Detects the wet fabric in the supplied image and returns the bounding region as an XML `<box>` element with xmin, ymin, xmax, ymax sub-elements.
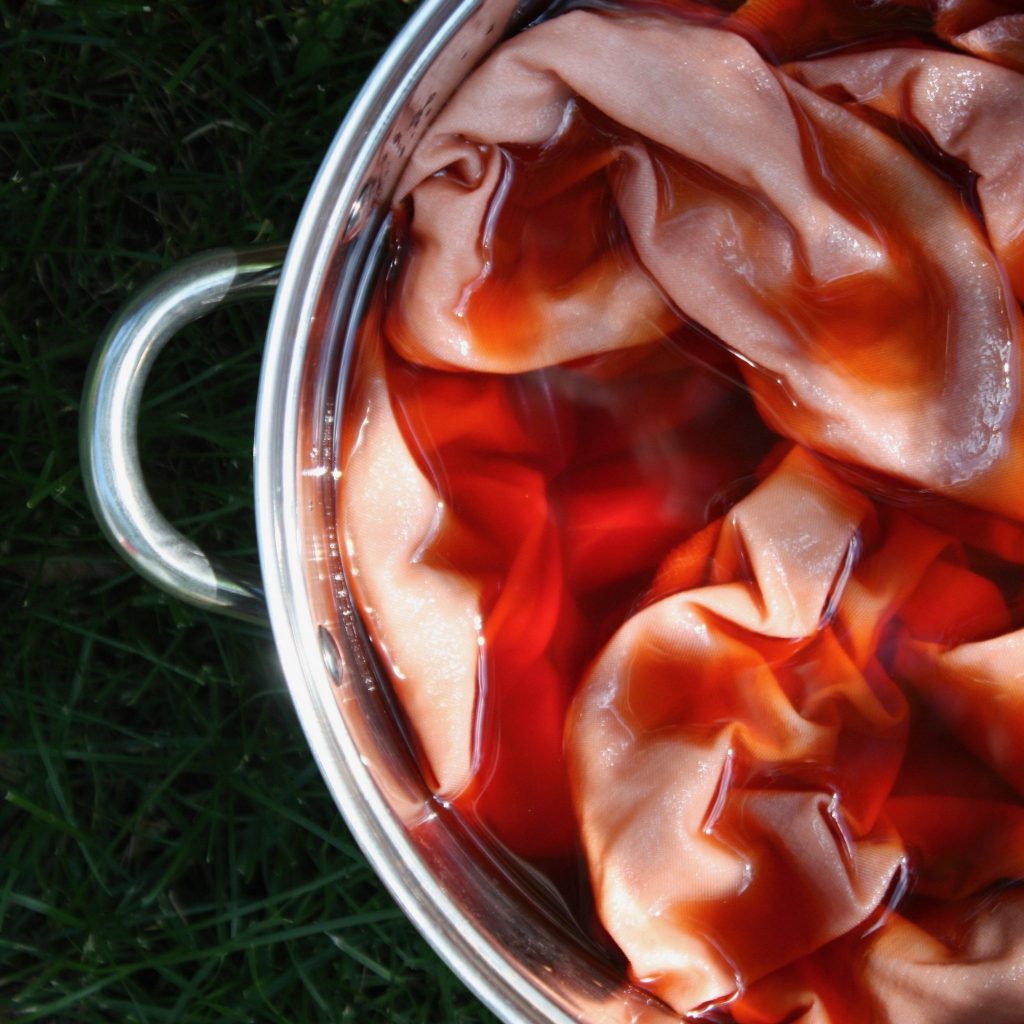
<box><xmin>339</xmin><ymin>2</ymin><xmax>1024</xmax><ymax>1020</ymax></box>
<box><xmin>341</xmin><ymin>330</ymin><xmax>481</xmax><ymax>795</ymax></box>
<box><xmin>390</xmin><ymin>6</ymin><xmax>1024</xmax><ymax>519</ymax></box>
<box><xmin>567</xmin><ymin>447</ymin><xmax>1024</xmax><ymax>1018</ymax></box>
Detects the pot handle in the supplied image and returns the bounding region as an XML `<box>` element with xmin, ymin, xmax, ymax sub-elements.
<box><xmin>80</xmin><ymin>246</ymin><xmax>287</xmax><ymax>624</ymax></box>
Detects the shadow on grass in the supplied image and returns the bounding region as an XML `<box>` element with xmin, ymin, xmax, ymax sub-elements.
<box><xmin>1</xmin><ymin>2</ymin><xmax>498</xmax><ymax>1020</ymax></box>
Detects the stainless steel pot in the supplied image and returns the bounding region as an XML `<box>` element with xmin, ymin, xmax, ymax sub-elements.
<box><xmin>81</xmin><ymin>2</ymin><xmax>679</xmax><ymax>1020</ymax></box>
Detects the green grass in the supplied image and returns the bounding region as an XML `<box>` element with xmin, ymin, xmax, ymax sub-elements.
<box><xmin>0</xmin><ymin>2</ymin><xmax>498</xmax><ymax>1020</ymax></box>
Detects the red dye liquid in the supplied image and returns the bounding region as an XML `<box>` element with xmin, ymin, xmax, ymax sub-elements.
<box><xmin>385</xmin><ymin>104</ymin><xmax>779</xmax><ymax>878</ymax></box>
<box><xmin>384</xmin><ymin>321</ymin><xmax>777</xmax><ymax>865</ymax></box>
<box><xmin>338</xmin><ymin>0</ymin><xmax>1024</xmax><ymax>1016</ymax></box>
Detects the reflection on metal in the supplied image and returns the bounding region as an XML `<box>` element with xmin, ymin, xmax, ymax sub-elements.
<box><xmin>83</xmin><ymin>0</ymin><xmax>680</xmax><ymax>1020</ymax></box>
<box><xmin>81</xmin><ymin>247</ymin><xmax>284</xmax><ymax>623</ymax></box>
<box><xmin>255</xmin><ymin>0</ymin><xmax>677</xmax><ymax>1020</ymax></box>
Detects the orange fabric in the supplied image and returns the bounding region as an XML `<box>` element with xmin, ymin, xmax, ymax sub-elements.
<box><xmin>730</xmin><ymin>892</ymin><xmax>1024</xmax><ymax>1023</ymax></box>
<box><xmin>730</xmin><ymin>0</ymin><xmax>931</xmax><ymax>60</ymax></box>
<box><xmin>345</xmin><ymin>332</ymin><xmax>774</xmax><ymax>857</ymax></box>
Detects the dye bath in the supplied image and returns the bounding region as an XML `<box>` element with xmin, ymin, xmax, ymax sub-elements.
<box><xmin>337</xmin><ymin>1</ymin><xmax>1024</xmax><ymax>1019</ymax></box>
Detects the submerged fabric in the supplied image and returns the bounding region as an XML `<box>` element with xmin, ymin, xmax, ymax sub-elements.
<box><xmin>340</xmin><ymin>331</ymin><xmax>481</xmax><ymax>795</ymax></box>
<box><xmin>341</xmin><ymin>2</ymin><xmax>1024</xmax><ymax>1020</ymax></box>
<box><xmin>567</xmin><ymin>446</ymin><xmax>1024</xmax><ymax>1018</ymax></box>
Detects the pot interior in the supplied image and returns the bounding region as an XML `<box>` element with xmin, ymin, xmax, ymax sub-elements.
<box><xmin>258</xmin><ymin>1</ymin><xmax>679</xmax><ymax>1020</ymax></box>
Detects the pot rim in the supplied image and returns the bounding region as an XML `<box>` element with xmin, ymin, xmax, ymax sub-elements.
<box><xmin>253</xmin><ymin>2</ymin><xmax>587</xmax><ymax>1021</ymax></box>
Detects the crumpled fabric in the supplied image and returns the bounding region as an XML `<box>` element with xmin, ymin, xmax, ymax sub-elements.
<box><xmin>340</xmin><ymin>324</ymin><xmax>481</xmax><ymax>796</ymax></box>
<box><xmin>390</xmin><ymin>5</ymin><xmax>1024</xmax><ymax>519</ymax></box>
<box><xmin>789</xmin><ymin>47</ymin><xmax>1024</xmax><ymax>296</ymax></box>
<box><xmin>730</xmin><ymin>0</ymin><xmax>1024</xmax><ymax>69</ymax></box>
<box><xmin>343</xmin><ymin>323</ymin><xmax>774</xmax><ymax>853</ymax></box>
<box><xmin>340</xmin><ymin>1</ymin><xmax>1024</xmax><ymax>1019</ymax></box>
<box><xmin>567</xmin><ymin>446</ymin><xmax>1024</xmax><ymax>1018</ymax></box>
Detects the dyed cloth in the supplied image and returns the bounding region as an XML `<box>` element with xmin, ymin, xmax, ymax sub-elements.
<box><xmin>341</xmin><ymin>2</ymin><xmax>1024</xmax><ymax>1019</ymax></box>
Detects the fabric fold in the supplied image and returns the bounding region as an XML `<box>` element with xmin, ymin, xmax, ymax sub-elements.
<box><xmin>567</xmin><ymin>450</ymin><xmax>910</xmax><ymax>1011</ymax></box>
<box><xmin>341</xmin><ymin>330</ymin><xmax>482</xmax><ymax>797</ymax></box>
<box><xmin>390</xmin><ymin>8</ymin><xmax>1024</xmax><ymax>517</ymax></box>
<box><xmin>567</xmin><ymin>446</ymin><xmax>1024</xmax><ymax>1017</ymax></box>
<box><xmin>340</xmin><ymin>5</ymin><xmax>1024</xmax><ymax>1019</ymax></box>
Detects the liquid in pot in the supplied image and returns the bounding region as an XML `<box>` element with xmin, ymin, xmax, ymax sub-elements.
<box><xmin>336</xmin><ymin>1</ymin><xmax>1024</xmax><ymax>1019</ymax></box>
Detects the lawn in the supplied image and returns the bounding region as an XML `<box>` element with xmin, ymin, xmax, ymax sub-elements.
<box><xmin>1</xmin><ymin>2</ymin><xmax>498</xmax><ymax>1020</ymax></box>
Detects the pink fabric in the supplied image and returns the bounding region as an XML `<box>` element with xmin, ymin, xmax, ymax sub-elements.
<box><xmin>953</xmin><ymin>14</ymin><xmax>1024</xmax><ymax>70</ymax></box>
<box><xmin>567</xmin><ymin>448</ymin><xmax>1024</xmax><ymax>1018</ymax></box>
<box><xmin>340</xmin><ymin>4</ymin><xmax>1024</xmax><ymax>1019</ymax></box>
<box><xmin>390</xmin><ymin>9</ymin><xmax>1024</xmax><ymax>518</ymax></box>
<box><xmin>929</xmin><ymin>1</ymin><xmax>1024</xmax><ymax>70</ymax></box>
<box><xmin>340</xmin><ymin>327</ymin><xmax>482</xmax><ymax>796</ymax></box>
<box><xmin>790</xmin><ymin>48</ymin><xmax>1024</xmax><ymax>296</ymax></box>
<box><xmin>567</xmin><ymin>450</ymin><xmax>906</xmax><ymax>1011</ymax></box>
